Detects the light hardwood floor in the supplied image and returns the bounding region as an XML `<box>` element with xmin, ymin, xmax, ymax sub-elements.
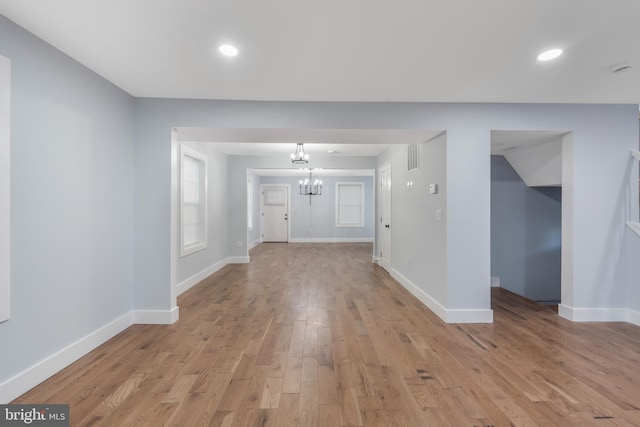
<box><xmin>13</xmin><ymin>243</ymin><xmax>640</xmax><ymax>426</ymax></box>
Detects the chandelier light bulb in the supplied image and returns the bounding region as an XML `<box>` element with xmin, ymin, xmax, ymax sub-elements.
<box><xmin>291</xmin><ymin>143</ymin><xmax>310</xmax><ymax>164</ymax></box>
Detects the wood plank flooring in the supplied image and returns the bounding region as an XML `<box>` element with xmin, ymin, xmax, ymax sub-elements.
<box><xmin>13</xmin><ymin>243</ymin><xmax>640</xmax><ymax>426</ymax></box>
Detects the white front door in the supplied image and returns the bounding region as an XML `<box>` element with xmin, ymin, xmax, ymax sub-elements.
<box><xmin>379</xmin><ymin>164</ymin><xmax>392</xmax><ymax>271</ymax></box>
<box><xmin>262</xmin><ymin>185</ymin><xmax>289</xmax><ymax>242</ymax></box>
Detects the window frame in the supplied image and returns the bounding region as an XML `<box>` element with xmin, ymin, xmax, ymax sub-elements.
<box><xmin>335</xmin><ymin>182</ymin><xmax>365</xmax><ymax>228</ymax></box>
<box><xmin>180</xmin><ymin>145</ymin><xmax>208</xmax><ymax>257</ymax></box>
<box><xmin>247</xmin><ymin>176</ymin><xmax>254</xmax><ymax>231</ymax></box>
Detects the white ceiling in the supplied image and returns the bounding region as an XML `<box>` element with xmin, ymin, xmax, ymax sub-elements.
<box><xmin>491</xmin><ymin>130</ymin><xmax>568</xmax><ymax>155</ymax></box>
<box><xmin>253</xmin><ymin>169</ymin><xmax>375</xmax><ymax>177</ymax></box>
<box><xmin>1</xmin><ymin>1</ymin><xmax>639</xmax><ymax>104</ymax></box>
<box><xmin>197</xmin><ymin>142</ymin><xmax>389</xmax><ymax>157</ymax></box>
<box><xmin>177</xmin><ymin>128</ymin><xmax>443</xmax><ymax>156</ymax></box>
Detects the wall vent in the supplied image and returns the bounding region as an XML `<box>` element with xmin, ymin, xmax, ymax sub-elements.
<box><xmin>408</xmin><ymin>144</ymin><xmax>419</xmax><ymax>171</ymax></box>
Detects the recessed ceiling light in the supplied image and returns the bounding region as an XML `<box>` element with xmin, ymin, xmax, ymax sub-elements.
<box><xmin>219</xmin><ymin>44</ymin><xmax>238</xmax><ymax>57</ymax></box>
<box><xmin>537</xmin><ymin>48</ymin><xmax>563</xmax><ymax>61</ymax></box>
<box><xmin>327</xmin><ymin>150</ymin><xmax>339</xmax><ymax>154</ymax></box>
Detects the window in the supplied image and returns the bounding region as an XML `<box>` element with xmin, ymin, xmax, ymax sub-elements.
<box><xmin>0</xmin><ymin>55</ymin><xmax>9</xmax><ymax>322</ymax></box>
<box><xmin>336</xmin><ymin>182</ymin><xmax>365</xmax><ymax>227</ymax></box>
<box><xmin>180</xmin><ymin>145</ymin><xmax>207</xmax><ymax>256</ymax></box>
<box><xmin>247</xmin><ymin>176</ymin><xmax>253</xmax><ymax>230</ymax></box>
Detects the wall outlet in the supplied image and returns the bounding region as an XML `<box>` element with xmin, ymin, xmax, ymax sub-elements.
<box><xmin>429</xmin><ymin>184</ymin><xmax>438</xmax><ymax>194</ymax></box>
<box><xmin>237</xmin><ymin>240</ymin><xmax>243</xmax><ymax>247</ymax></box>
<box><xmin>435</xmin><ymin>209</ymin><xmax>443</xmax><ymax>221</ymax></box>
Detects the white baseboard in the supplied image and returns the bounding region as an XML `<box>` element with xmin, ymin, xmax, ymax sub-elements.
<box><xmin>248</xmin><ymin>240</ymin><xmax>262</xmax><ymax>250</ymax></box>
<box><xmin>558</xmin><ymin>304</ymin><xmax>628</xmax><ymax>322</ymax></box>
<box><xmin>227</xmin><ymin>256</ymin><xmax>250</xmax><ymax>264</ymax></box>
<box><xmin>390</xmin><ymin>268</ymin><xmax>447</xmax><ymax>321</ymax></box>
<box><xmin>0</xmin><ymin>304</ymin><xmax>183</xmax><ymax>403</ymax></box>
<box><xmin>177</xmin><ymin>258</ymin><xmax>228</xmax><ymax>296</ymax></box>
<box><xmin>446</xmin><ymin>308</ymin><xmax>494</xmax><ymax>324</ymax></box>
<box><xmin>389</xmin><ymin>268</ymin><xmax>493</xmax><ymax>324</ymax></box>
<box><xmin>0</xmin><ymin>312</ymin><xmax>133</xmax><ymax>404</ymax></box>
<box><xmin>628</xmin><ymin>309</ymin><xmax>640</xmax><ymax>326</ymax></box>
<box><xmin>133</xmin><ymin>306</ymin><xmax>179</xmax><ymax>325</ymax></box>
<box><xmin>288</xmin><ymin>237</ymin><xmax>374</xmax><ymax>243</ymax></box>
<box><xmin>491</xmin><ymin>276</ymin><xmax>501</xmax><ymax>287</ymax></box>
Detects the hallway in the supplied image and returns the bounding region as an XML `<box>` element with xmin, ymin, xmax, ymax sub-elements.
<box><xmin>14</xmin><ymin>243</ymin><xmax>640</xmax><ymax>426</ymax></box>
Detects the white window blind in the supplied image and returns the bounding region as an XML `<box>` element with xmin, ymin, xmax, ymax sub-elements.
<box><xmin>336</xmin><ymin>182</ymin><xmax>365</xmax><ymax>227</ymax></box>
<box><xmin>180</xmin><ymin>146</ymin><xmax>207</xmax><ymax>256</ymax></box>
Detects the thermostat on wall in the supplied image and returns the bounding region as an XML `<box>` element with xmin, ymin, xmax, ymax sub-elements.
<box><xmin>429</xmin><ymin>184</ymin><xmax>438</xmax><ymax>194</ymax></box>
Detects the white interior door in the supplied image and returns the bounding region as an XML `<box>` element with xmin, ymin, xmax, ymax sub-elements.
<box><xmin>262</xmin><ymin>185</ymin><xmax>289</xmax><ymax>242</ymax></box>
<box><xmin>379</xmin><ymin>164</ymin><xmax>392</xmax><ymax>271</ymax></box>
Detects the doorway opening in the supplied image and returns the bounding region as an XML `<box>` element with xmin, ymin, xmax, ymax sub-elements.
<box><xmin>248</xmin><ymin>169</ymin><xmax>376</xmax><ymax>256</ymax></box>
<box><xmin>490</xmin><ymin>130</ymin><xmax>569</xmax><ymax>307</ymax></box>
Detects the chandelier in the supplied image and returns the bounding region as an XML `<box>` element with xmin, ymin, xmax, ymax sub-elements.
<box><xmin>290</xmin><ymin>143</ymin><xmax>309</xmax><ymax>164</ymax></box>
<box><xmin>299</xmin><ymin>170</ymin><xmax>322</xmax><ymax>205</ymax></box>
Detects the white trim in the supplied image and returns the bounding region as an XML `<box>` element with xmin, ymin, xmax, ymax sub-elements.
<box><xmin>170</xmin><ymin>129</ymin><xmax>179</xmax><ymax>316</ymax></box>
<box><xmin>0</xmin><ymin>56</ymin><xmax>10</xmax><ymax>323</ymax></box>
<box><xmin>446</xmin><ymin>309</ymin><xmax>494</xmax><ymax>324</ymax></box>
<box><xmin>390</xmin><ymin>268</ymin><xmax>447</xmax><ymax>321</ymax></box>
<box><xmin>558</xmin><ymin>304</ymin><xmax>627</xmax><ymax>322</ymax></box>
<box><xmin>626</xmin><ymin>221</ymin><xmax>640</xmax><ymax>237</ymax></box>
<box><xmin>176</xmin><ymin>258</ymin><xmax>228</xmax><ymax>296</ymax></box>
<box><xmin>390</xmin><ymin>268</ymin><xmax>493</xmax><ymax>324</ymax></box>
<box><xmin>0</xmin><ymin>312</ymin><xmax>133</xmax><ymax>404</ymax></box>
<box><xmin>288</xmin><ymin>237</ymin><xmax>374</xmax><ymax>243</ymax></box>
<box><xmin>247</xmin><ymin>175</ymin><xmax>254</xmax><ymax>231</ymax></box>
<box><xmin>248</xmin><ymin>239</ymin><xmax>262</xmax><ymax>250</ymax></box>
<box><xmin>180</xmin><ymin>144</ymin><xmax>208</xmax><ymax>257</ymax></box>
<box><xmin>491</xmin><ymin>276</ymin><xmax>501</xmax><ymax>288</ymax></box>
<box><xmin>377</xmin><ymin>163</ymin><xmax>392</xmax><ymax>273</ymax></box>
<box><xmin>628</xmin><ymin>309</ymin><xmax>640</xmax><ymax>327</ymax></box>
<box><xmin>133</xmin><ymin>307</ymin><xmax>179</xmax><ymax>325</ymax></box>
<box><xmin>228</xmin><ymin>256</ymin><xmax>250</xmax><ymax>264</ymax></box>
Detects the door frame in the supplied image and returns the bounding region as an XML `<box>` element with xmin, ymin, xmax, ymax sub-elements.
<box><xmin>378</xmin><ymin>163</ymin><xmax>392</xmax><ymax>272</ymax></box>
<box><xmin>260</xmin><ymin>184</ymin><xmax>291</xmax><ymax>243</ymax></box>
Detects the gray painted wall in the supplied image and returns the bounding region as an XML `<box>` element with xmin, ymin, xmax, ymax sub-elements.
<box><xmin>3</xmin><ymin>12</ymin><xmax>640</xmax><ymax>401</ymax></box>
<box><xmin>135</xmin><ymin>99</ymin><xmax>638</xmax><ymax>315</ymax></box>
<box><xmin>377</xmin><ymin>136</ymin><xmax>448</xmax><ymax>306</ymax></box>
<box><xmin>260</xmin><ymin>175</ymin><xmax>374</xmax><ymax>240</ymax></box>
<box><xmin>491</xmin><ymin>155</ymin><xmax>561</xmax><ymax>302</ymax></box>
<box><xmin>226</xmin><ymin>156</ymin><xmax>376</xmax><ymax>258</ymax></box>
<box><xmin>0</xmin><ymin>16</ymin><xmax>134</xmax><ymax>382</ymax></box>
<box><xmin>247</xmin><ymin>169</ymin><xmax>262</xmax><ymax>246</ymax></box>
<box><xmin>622</xmin><ymin>232</ymin><xmax>640</xmax><ymax>314</ymax></box>
<box><xmin>176</xmin><ymin>142</ymin><xmax>228</xmax><ymax>285</ymax></box>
